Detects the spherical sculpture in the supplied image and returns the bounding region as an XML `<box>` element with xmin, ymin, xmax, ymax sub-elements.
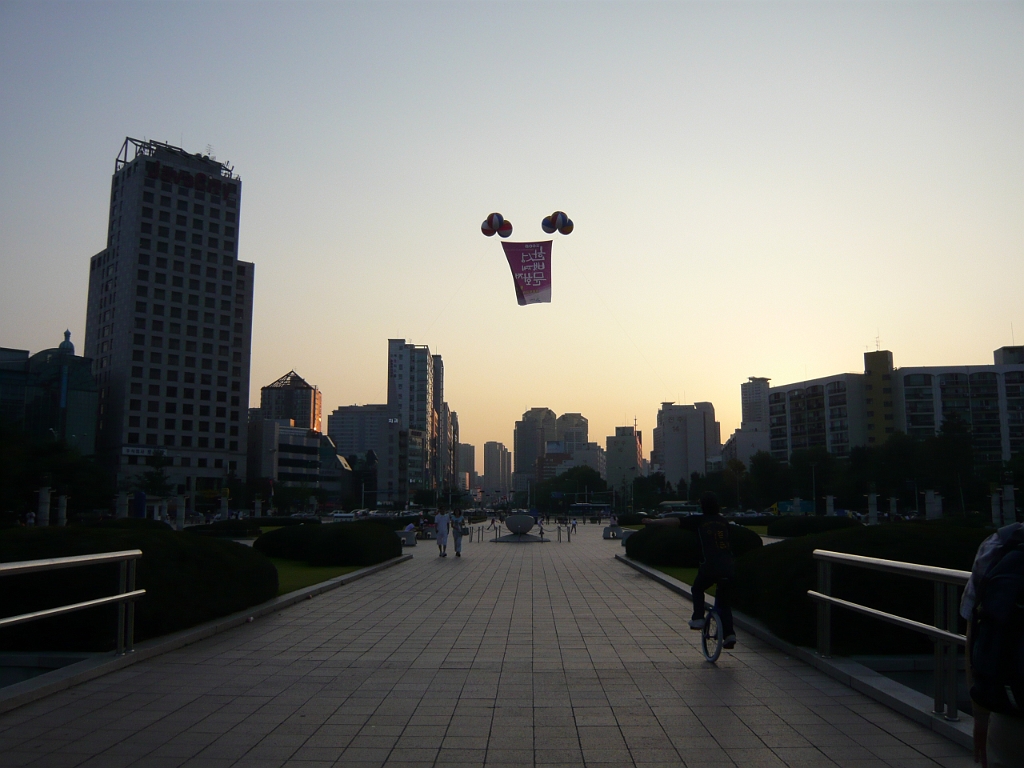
<box><xmin>551</xmin><ymin>211</ymin><xmax>568</xmax><ymax>230</ymax></box>
<box><xmin>505</xmin><ymin>514</ymin><xmax>535</xmax><ymax>535</ymax></box>
<box><xmin>541</xmin><ymin>216</ymin><xmax>556</xmax><ymax>234</ymax></box>
<box><xmin>497</xmin><ymin>219</ymin><xmax>513</xmax><ymax>238</ymax></box>
<box><xmin>481</xmin><ymin>220</ymin><xmax>496</xmax><ymax>236</ymax></box>
<box><xmin>488</xmin><ymin>212</ymin><xmax>505</xmax><ymax>230</ymax></box>
<box><xmin>558</xmin><ymin>218</ymin><xmax>573</xmax><ymax>235</ymax></box>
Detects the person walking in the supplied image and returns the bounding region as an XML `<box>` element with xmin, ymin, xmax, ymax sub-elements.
<box><xmin>434</xmin><ymin>509</ymin><xmax>451</xmax><ymax>557</ymax></box>
<box><xmin>450</xmin><ymin>510</ymin><xmax>466</xmax><ymax>557</ymax></box>
<box><xmin>570</xmin><ymin>518</ymin><xmax>577</xmax><ymax>534</ymax></box>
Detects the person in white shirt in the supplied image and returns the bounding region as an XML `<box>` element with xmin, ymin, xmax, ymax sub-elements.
<box><xmin>434</xmin><ymin>510</ymin><xmax>451</xmax><ymax>557</ymax></box>
<box><xmin>450</xmin><ymin>510</ymin><xmax>465</xmax><ymax>557</ymax></box>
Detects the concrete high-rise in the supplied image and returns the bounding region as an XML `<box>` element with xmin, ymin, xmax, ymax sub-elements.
<box><xmin>483</xmin><ymin>441</ymin><xmax>511</xmax><ymax>499</ymax></box>
<box><xmin>513</xmin><ymin>407</ymin><xmax>556</xmax><ymax>491</ymax></box>
<box><xmin>606</xmin><ymin>426</ymin><xmax>642</xmax><ymax>499</ymax></box>
<box><xmin>556</xmin><ymin>413</ymin><xmax>588</xmax><ymax>454</ymax></box>
<box><xmin>260</xmin><ymin>370</ymin><xmax>322</xmax><ymax>433</ymax></box>
<box><xmin>84</xmin><ymin>138</ymin><xmax>253</xmax><ymax>495</ymax></box>
<box><xmin>651</xmin><ymin>402</ymin><xmax>721</xmax><ymax>489</ymax></box>
<box><xmin>741</xmin><ymin>377</ymin><xmax>771</xmax><ymax>427</ymax></box>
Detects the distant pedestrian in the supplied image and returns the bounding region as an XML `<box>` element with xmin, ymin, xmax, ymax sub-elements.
<box><xmin>570</xmin><ymin>518</ymin><xmax>577</xmax><ymax>534</ymax></box>
<box><xmin>450</xmin><ymin>510</ymin><xmax>465</xmax><ymax>557</ymax></box>
<box><xmin>434</xmin><ymin>510</ymin><xmax>451</xmax><ymax>557</ymax></box>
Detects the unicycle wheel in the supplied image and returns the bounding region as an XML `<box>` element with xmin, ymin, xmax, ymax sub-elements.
<box><xmin>701</xmin><ymin>608</ymin><xmax>723</xmax><ymax>663</ymax></box>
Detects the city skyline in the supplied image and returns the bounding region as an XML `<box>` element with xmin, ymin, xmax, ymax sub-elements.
<box><xmin>2</xmin><ymin>2</ymin><xmax>1021</xmax><ymax>454</ymax></box>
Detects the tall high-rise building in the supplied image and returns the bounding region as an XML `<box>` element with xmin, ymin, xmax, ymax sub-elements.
<box><xmin>513</xmin><ymin>407</ymin><xmax>556</xmax><ymax>490</ymax></box>
<box><xmin>260</xmin><ymin>370</ymin><xmax>322</xmax><ymax>432</ymax></box>
<box><xmin>84</xmin><ymin>138</ymin><xmax>253</xmax><ymax>494</ymax></box>
<box><xmin>387</xmin><ymin>339</ymin><xmax>453</xmax><ymax>494</ymax></box>
<box><xmin>327</xmin><ymin>403</ymin><xmax>392</xmax><ymax>459</ymax></box>
<box><xmin>458</xmin><ymin>443</ymin><xmax>476</xmax><ymax>489</ymax></box>
<box><xmin>741</xmin><ymin>377</ymin><xmax>771</xmax><ymax>427</ymax></box>
<box><xmin>556</xmin><ymin>412</ymin><xmax>588</xmax><ymax>454</ymax></box>
<box><xmin>606</xmin><ymin>426</ymin><xmax>642</xmax><ymax>498</ymax></box>
<box><xmin>483</xmin><ymin>441</ymin><xmax>511</xmax><ymax>498</ymax></box>
<box><xmin>652</xmin><ymin>402</ymin><xmax>721</xmax><ymax>488</ymax></box>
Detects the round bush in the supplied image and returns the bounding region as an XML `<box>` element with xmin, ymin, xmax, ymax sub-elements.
<box><xmin>185</xmin><ymin>519</ymin><xmax>263</xmax><ymax>538</ymax></box>
<box><xmin>733</xmin><ymin>523</ymin><xmax>991</xmax><ymax>655</ymax></box>
<box><xmin>625</xmin><ymin>522</ymin><xmax>763</xmax><ymax>567</ymax></box>
<box><xmin>254</xmin><ymin>521</ymin><xmax>401</xmax><ymax>567</ymax></box>
<box><xmin>766</xmin><ymin>515</ymin><xmax>862</xmax><ymax>537</ymax></box>
<box><xmin>254</xmin><ymin>516</ymin><xmax>321</xmax><ymax>527</ymax></box>
<box><xmin>0</xmin><ymin>526</ymin><xmax>278</xmax><ymax>652</ymax></box>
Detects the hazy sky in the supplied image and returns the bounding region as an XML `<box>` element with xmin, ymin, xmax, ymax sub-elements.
<box><xmin>1</xmin><ymin>1</ymin><xmax>1022</xmax><ymax>460</ymax></box>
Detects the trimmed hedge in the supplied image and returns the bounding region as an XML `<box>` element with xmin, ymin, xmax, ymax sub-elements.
<box><xmin>254</xmin><ymin>521</ymin><xmax>401</xmax><ymax>567</ymax></box>
<box><xmin>766</xmin><ymin>515</ymin><xmax>862</xmax><ymax>537</ymax></box>
<box><xmin>733</xmin><ymin>523</ymin><xmax>991</xmax><ymax>654</ymax></box>
<box><xmin>624</xmin><ymin>522</ymin><xmax>763</xmax><ymax>567</ymax></box>
<box><xmin>185</xmin><ymin>519</ymin><xmax>263</xmax><ymax>538</ymax></box>
<box><xmin>255</xmin><ymin>516</ymin><xmax>321</xmax><ymax>527</ymax></box>
<box><xmin>615</xmin><ymin>513</ymin><xmax>648</xmax><ymax>527</ymax></box>
<box><xmin>0</xmin><ymin>526</ymin><xmax>278</xmax><ymax>652</ymax></box>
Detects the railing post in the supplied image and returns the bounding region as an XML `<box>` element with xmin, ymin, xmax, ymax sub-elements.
<box><xmin>816</xmin><ymin>559</ymin><xmax>831</xmax><ymax>658</ymax></box>
<box><xmin>126</xmin><ymin>558</ymin><xmax>137</xmax><ymax>653</ymax></box>
<box><xmin>945</xmin><ymin>582</ymin><xmax>960</xmax><ymax>721</ymax></box>
<box><xmin>117</xmin><ymin>560</ymin><xmax>127</xmax><ymax>656</ymax></box>
<box><xmin>933</xmin><ymin>582</ymin><xmax>946</xmax><ymax>715</ymax></box>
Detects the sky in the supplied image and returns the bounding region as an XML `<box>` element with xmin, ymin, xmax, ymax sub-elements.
<box><xmin>1</xmin><ymin>1</ymin><xmax>1022</xmax><ymax>462</ymax></box>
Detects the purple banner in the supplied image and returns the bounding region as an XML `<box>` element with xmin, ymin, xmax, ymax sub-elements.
<box><xmin>501</xmin><ymin>240</ymin><xmax>552</xmax><ymax>305</ymax></box>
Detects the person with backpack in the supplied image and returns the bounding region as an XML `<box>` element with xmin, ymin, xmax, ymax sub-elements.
<box><xmin>960</xmin><ymin>522</ymin><xmax>1024</xmax><ymax>767</ymax></box>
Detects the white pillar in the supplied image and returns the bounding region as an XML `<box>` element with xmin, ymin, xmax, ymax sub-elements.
<box><xmin>117</xmin><ymin>491</ymin><xmax>129</xmax><ymax>519</ymax></box>
<box><xmin>37</xmin><ymin>487</ymin><xmax>50</xmax><ymax>527</ymax></box>
<box><xmin>867</xmin><ymin>493</ymin><xmax>878</xmax><ymax>525</ymax></box>
<box><xmin>993</xmin><ymin>493</ymin><xmax>1003</xmax><ymax>526</ymax></box>
<box><xmin>889</xmin><ymin>497</ymin><xmax>898</xmax><ymax>519</ymax></box>
<box><xmin>220</xmin><ymin>495</ymin><xmax>228</xmax><ymax>520</ymax></box>
<box><xmin>925</xmin><ymin>490</ymin><xmax>942</xmax><ymax>520</ymax></box>
<box><xmin>793</xmin><ymin>497</ymin><xmax>802</xmax><ymax>516</ymax></box>
<box><xmin>1003</xmin><ymin>485</ymin><xmax>1016</xmax><ymax>527</ymax></box>
<box><xmin>57</xmin><ymin>495</ymin><xmax>67</xmax><ymax>527</ymax></box>
<box><xmin>176</xmin><ymin>495</ymin><xmax>185</xmax><ymax>531</ymax></box>
<box><xmin>825</xmin><ymin>496</ymin><xmax>835</xmax><ymax>517</ymax></box>
<box><xmin>254</xmin><ymin>499</ymin><xmax>262</xmax><ymax>518</ymax></box>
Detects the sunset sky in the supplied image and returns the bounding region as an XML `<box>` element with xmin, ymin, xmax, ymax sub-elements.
<box><xmin>1</xmin><ymin>1</ymin><xmax>1021</xmax><ymax>460</ymax></box>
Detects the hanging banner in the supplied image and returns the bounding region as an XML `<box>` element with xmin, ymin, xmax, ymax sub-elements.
<box><xmin>501</xmin><ymin>240</ymin><xmax>552</xmax><ymax>305</ymax></box>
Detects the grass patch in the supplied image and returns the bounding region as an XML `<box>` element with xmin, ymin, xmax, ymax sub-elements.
<box><xmin>271</xmin><ymin>558</ymin><xmax>359</xmax><ymax>595</ymax></box>
<box><xmin>744</xmin><ymin>525</ymin><xmax>768</xmax><ymax>536</ymax></box>
<box><xmin>652</xmin><ymin>566</ymin><xmax>718</xmax><ymax>596</ymax></box>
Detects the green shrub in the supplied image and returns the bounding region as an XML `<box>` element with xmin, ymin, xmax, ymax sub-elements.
<box><xmin>615</xmin><ymin>513</ymin><xmax>647</xmax><ymax>526</ymax></box>
<box><xmin>254</xmin><ymin>521</ymin><xmax>401</xmax><ymax>567</ymax></box>
<box><xmin>733</xmin><ymin>523</ymin><xmax>991</xmax><ymax>655</ymax></box>
<box><xmin>88</xmin><ymin>518</ymin><xmax>173</xmax><ymax>531</ymax></box>
<box><xmin>625</xmin><ymin>522</ymin><xmax>762</xmax><ymax>567</ymax></box>
<box><xmin>185</xmin><ymin>519</ymin><xmax>262</xmax><ymax>537</ymax></box>
<box><xmin>254</xmin><ymin>516</ymin><xmax>321</xmax><ymax>527</ymax></box>
<box><xmin>0</xmin><ymin>526</ymin><xmax>278</xmax><ymax>652</ymax></box>
<box><xmin>766</xmin><ymin>515</ymin><xmax>861</xmax><ymax>537</ymax></box>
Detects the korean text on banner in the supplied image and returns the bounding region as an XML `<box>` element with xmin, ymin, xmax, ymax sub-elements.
<box><xmin>501</xmin><ymin>240</ymin><xmax>552</xmax><ymax>306</ymax></box>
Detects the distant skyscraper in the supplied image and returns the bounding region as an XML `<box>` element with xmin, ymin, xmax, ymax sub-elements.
<box><xmin>556</xmin><ymin>412</ymin><xmax>588</xmax><ymax>454</ymax></box>
<box><xmin>387</xmin><ymin>339</ymin><xmax>453</xmax><ymax>494</ymax></box>
<box><xmin>741</xmin><ymin>377</ymin><xmax>771</xmax><ymax>427</ymax></box>
<box><xmin>458</xmin><ymin>443</ymin><xmax>476</xmax><ymax>487</ymax></box>
<box><xmin>327</xmin><ymin>403</ymin><xmax>391</xmax><ymax>459</ymax></box>
<box><xmin>652</xmin><ymin>402</ymin><xmax>721</xmax><ymax>489</ymax></box>
<box><xmin>260</xmin><ymin>370</ymin><xmax>322</xmax><ymax>432</ymax></box>
<box><xmin>84</xmin><ymin>138</ymin><xmax>252</xmax><ymax>493</ymax></box>
<box><xmin>513</xmin><ymin>407</ymin><xmax>556</xmax><ymax>490</ymax></box>
<box><xmin>606</xmin><ymin>426</ymin><xmax>642</xmax><ymax>497</ymax></box>
<box><xmin>483</xmin><ymin>440</ymin><xmax>511</xmax><ymax>498</ymax></box>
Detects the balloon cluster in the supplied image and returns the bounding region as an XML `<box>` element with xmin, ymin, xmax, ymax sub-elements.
<box><xmin>541</xmin><ymin>211</ymin><xmax>574</xmax><ymax>235</ymax></box>
<box><xmin>481</xmin><ymin>212</ymin><xmax>513</xmax><ymax>238</ymax></box>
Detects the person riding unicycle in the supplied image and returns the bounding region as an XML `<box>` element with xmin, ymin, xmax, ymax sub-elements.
<box><xmin>688</xmin><ymin>493</ymin><xmax>736</xmax><ymax>648</ymax></box>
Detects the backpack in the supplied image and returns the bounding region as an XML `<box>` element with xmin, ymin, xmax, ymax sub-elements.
<box><xmin>970</xmin><ymin>523</ymin><xmax>1024</xmax><ymax>716</ymax></box>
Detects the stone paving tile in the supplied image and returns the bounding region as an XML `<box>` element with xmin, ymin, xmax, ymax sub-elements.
<box><xmin>0</xmin><ymin>524</ymin><xmax>976</xmax><ymax>767</ymax></box>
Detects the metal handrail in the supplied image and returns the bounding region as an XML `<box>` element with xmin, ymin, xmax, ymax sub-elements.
<box><xmin>811</xmin><ymin>550</ymin><xmax>970</xmax><ymax>586</ymax></box>
<box><xmin>0</xmin><ymin>549</ymin><xmax>145</xmax><ymax>655</ymax></box>
<box><xmin>808</xmin><ymin>548</ymin><xmax>969</xmax><ymax>722</ymax></box>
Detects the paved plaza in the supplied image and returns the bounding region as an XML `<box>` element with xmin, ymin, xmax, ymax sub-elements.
<box><xmin>0</xmin><ymin>524</ymin><xmax>973</xmax><ymax>768</ymax></box>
